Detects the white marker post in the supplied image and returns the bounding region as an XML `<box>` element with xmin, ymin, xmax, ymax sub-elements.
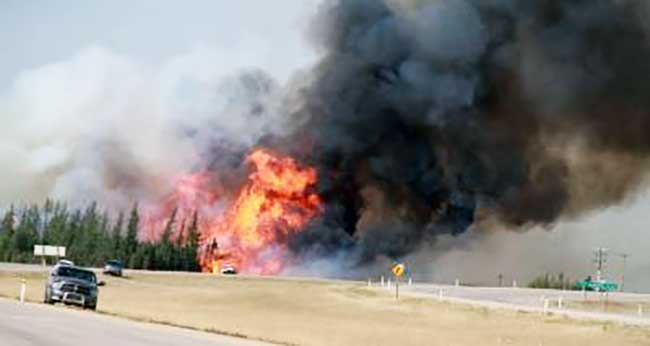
<box><xmin>438</xmin><ymin>288</ymin><xmax>444</xmax><ymax>302</ymax></box>
<box><xmin>19</xmin><ymin>279</ymin><xmax>26</xmax><ymax>304</ymax></box>
<box><xmin>381</xmin><ymin>276</ymin><xmax>385</xmax><ymax>287</ymax></box>
<box><xmin>408</xmin><ymin>276</ymin><xmax>413</xmax><ymax>286</ymax></box>
<box><xmin>543</xmin><ymin>299</ymin><xmax>550</xmax><ymax>316</ymax></box>
<box><xmin>455</xmin><ymin>279</ymin><xmax>460</xmax><ymax>287</ymax></box>
<box><xmin>512</xmin><ymin>280</ymin><xmax>517</xmax><ymax>288</ymax></box>
<box><xmin>368</xmin><ymin>278</ymin><xmax>372</xmax><ymax>287</ymax></box>
<box><xmin>638</xmin><ymin>305</ymin><xmax>644</xmax><ymax>317</ymax></box>
<box><xmin>558</xmin><ymin>296</ymin><xmax>563</xmax><ymax>309</ymax></box>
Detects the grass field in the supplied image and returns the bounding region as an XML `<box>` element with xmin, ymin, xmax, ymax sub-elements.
<box><xmin>570</xmin><ymin>300</ymin><xmax>650</xmax><ymax>315</ymax></box>
<box><xmin>0</xmin><ymin>270</ymin><xmax>648</xmax><ymax>346</ymax></box>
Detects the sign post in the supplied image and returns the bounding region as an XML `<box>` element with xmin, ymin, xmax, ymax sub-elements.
<box><xmin>391</xmin><ymin>263</ymin><xmax>406</xmax><ymax>300</ymax></box>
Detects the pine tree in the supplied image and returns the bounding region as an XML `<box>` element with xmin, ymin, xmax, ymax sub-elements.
<box><xmin>174</xmin><ymin>218</ymin><xmax>186</xmax><ymax>271</ymax></box>
<box><xmin>40</xmin><ymin>198</ymin><xmax>54</xmax><ymax>243</ymax></box>
<box><xmin>157</xmin><ymin>208</ymin><xmax>177</xmax><ymax>270</ymax></box>
<box><xmin>0</xmin><ymin>206</ymin><xmax>16</xmax><ymax>261</ymax></box>
<box><xmin>77</xmin><ymin>202</ymin><xmax>100</xmax><ymax>266</ymax></box>
<box><xmin>111</xmin><ymin>212</ymin><xmax>125</xmax><ymax>262</ymax></box>
<box><xmin>96</xmin><ymin>210</ymin><xmax>112</xmax><ymax>266</ymax></box>
<box><xmin>185</xmin><ymin>211</ymin><xmax>200</xmax><ymax>272</ymax></box>
<box><xmin>11</xmin><ymin>206</ymin><xmax>39</xmax><ymax>262</ymax></box>
<box><xmin>125</xmin><ymin>203</ymin><xmax>140</xmax><ymax>267</ymax></box>
<box><xmin>45</xmin><ymin>202</ymin><xmax>68</xmax><ymax>248</ymax></box>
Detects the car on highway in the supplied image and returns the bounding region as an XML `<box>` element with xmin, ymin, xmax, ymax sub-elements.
<box><xmin>220</xmin><ymin>264</ymin><xmax>237</xmax><ymax>275</ymax></box>
<box><xmin>103</xmin><ymin>260</ymin><xmax>124</xmax><ymax>277</ymax></box>
<box><xmin>44</xmin><ymin>264</ymin><xmax>104</xmax><ymax>310</ymax></box>
<box><xmin>56</xmin><ymin>259</ymin><xmax>74</xmax><ymax>267</ymax></box>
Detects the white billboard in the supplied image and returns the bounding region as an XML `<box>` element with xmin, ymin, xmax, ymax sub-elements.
<box><xmin>34</xmin><ymin>245</ymin><xmax>66</xmax><ymax>257</ymax></box>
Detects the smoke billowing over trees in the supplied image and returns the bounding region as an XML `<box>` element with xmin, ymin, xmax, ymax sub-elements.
<box><xmin>4</xmin><ymin>1</ymin><xmax>650</xmax><ymax>274</ymax></box>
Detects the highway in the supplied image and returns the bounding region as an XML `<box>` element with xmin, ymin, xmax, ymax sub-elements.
<box><xmin>399</xmin><ymin>283</ymin><xmax>650</xmax><ymax>326</ymax></box>
<box><xmin>0</xmin><ymin>298</ymin><xmax>270</xmax><ymax>346</ymax></box>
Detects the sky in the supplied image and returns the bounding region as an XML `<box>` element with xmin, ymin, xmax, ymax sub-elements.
<box><xmin>0</xmin><ymin>0</ymin><xmax>323</xmax><ymax>207</ymax></box>
<box><xmin>0</xmin><ymin>0</ymin><xmax>321</xmax><ymax>90</ymax></box>
<box><xmin>1</xmin><ymin>0</ymin><xmax>649</xmax><ymax>291</ymax></box>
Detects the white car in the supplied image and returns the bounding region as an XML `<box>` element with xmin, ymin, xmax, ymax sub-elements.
<box><xmin>220</xmin><ymin>265</ymin><xmax>237</xmax><ymax>275</ymax></box>
<box><xmin>56</xmin><ymin>259</ymin><xmax>75</xmax><ymax>267</ymax></box>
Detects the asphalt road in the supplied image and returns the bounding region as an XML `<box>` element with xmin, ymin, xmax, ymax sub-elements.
<box><xmin>0</xmin><ymin>299</ymin><xmax>270</xmax><ymax>346</ymax></box>
<box><xmin>398</xmin><ymin>283</ymin><xmax>650</xmax><ymax>326</ymax></box>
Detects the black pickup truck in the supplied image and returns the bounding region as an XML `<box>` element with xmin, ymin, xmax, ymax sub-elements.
<box><xmin>44</xmin><ymin>264</ymin><xmax>104</xmax><ymax>310</ymax></box>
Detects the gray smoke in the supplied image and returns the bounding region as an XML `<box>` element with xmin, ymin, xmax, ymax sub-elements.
<box><xmin>0</xmin><ymin>46</ymin><xmax>293</xmax><ymax>210</ymax></box>
<box><xmin>285</xmin><ymin>0</ymin><xmax>650</xmax><ymax>266</ymax></box>
<box><xmin>4</xmin><ymin>0</ymin><xmax>650</xmax><ymax>279</ymax></box>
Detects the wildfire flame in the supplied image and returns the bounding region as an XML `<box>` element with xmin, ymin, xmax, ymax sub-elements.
<box><xmin>142</xmin><ymin>172</ymin><xmax>222</xmax><ymax>242</ymax></box>
<box><xmin>200</xmin><ymin>149</ymin><xmax>321</xmax><ymax>274</ymax></box>
<box><xmin>146</xmin><ymin>148</ymin><xmax>321</xmax><ymax>275</ymax></box>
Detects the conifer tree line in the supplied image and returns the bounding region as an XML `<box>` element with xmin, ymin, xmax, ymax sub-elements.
<box><xmin>0</xmin><ymin>199</ymin><xmax>201</xmax><ymax>271</ymax></box>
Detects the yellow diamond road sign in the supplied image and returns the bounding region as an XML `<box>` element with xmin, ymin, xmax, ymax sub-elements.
<box><xmin>392</xmin><ymin>263</ymin><xmax>405</xmax><ymax>277</ymax></box>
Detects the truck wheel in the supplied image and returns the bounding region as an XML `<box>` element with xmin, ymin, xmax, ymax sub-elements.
<box><xmin>44</xmin><ymin>290</ymin><xmax>54</xmax><ymax>305</ymax></box>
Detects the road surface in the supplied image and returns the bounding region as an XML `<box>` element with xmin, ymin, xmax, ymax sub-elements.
<box><xmin>0</xmin><ymin>298</ymin><xmax>271</xmax><ymax>346</ymax></box>
<box><xmin>398</xmin><ymin>283</ymin><xmax>650</xmax><ymax>326</ymax></box>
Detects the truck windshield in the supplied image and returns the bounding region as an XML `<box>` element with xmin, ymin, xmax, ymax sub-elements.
<box><xmin>56</xmin><ymin>267</ymin><xmax>96</xmax><ymax>283</ymax></box>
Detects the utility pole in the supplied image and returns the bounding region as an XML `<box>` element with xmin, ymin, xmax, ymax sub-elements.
<box><xmin>612</xmin><ymin>252</ymin><xmax>630</xmax><ymax>292</ymax></box>
<box><xmin>593</xmin><ymin>247</ymin><xmax>608</xmax><ymax>282</ymax></box>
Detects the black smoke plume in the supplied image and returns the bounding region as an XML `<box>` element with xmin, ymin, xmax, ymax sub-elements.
<box><xmin>282</xmin><ymin>0</ymin><xmax>650</xmax><ymax>265</ymax></box>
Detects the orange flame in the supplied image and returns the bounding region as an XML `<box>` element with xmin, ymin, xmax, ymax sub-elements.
<box><xmin>141</xmin><ymin>172</ymin><xmax>222</xmax><ymax>242</ymax></box>
<box><xmin>199</xmin><ymin>149</ymin><xmax>322</xmax><ymax>274</ymax></box>
<box><xmin>143</xmin><ymin>148</ymin><xmax>321</xmax><ymax>274</ymax></box>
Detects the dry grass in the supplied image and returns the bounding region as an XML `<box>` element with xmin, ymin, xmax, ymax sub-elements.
<box><xmin>569</xmin><ymin>299</ymin><xmax>650</xmax><ymax>315</ymax></box>
<box><xmin>0</xmin><ymin>270</ymin><xmax>648</xmax><ymax>346</ymax></box>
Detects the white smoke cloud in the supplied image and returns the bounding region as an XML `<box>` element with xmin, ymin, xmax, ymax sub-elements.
<box><xmin>0</xmin><ymin>44</ymin><xmax>295</xmax><ymax>209</ymax></box>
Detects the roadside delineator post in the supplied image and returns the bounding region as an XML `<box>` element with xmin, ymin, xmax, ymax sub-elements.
<box><xmin>557</xmin><ymin>296</ymin><xmax>563</xmax><ymax>309</ymax></box>
<box><xmin>381</xmin><ymin>276</ymin><xmax>385</xmax><ymax>287</ymax></box>
<box><xmin>408</xmin><ymin>276</ymin><xmax>413</xmax><ymax>286</ymax></box>
<box><xmin>638</xmin><ymin>305</ymin><xmax>643</xmax><ymax>317</ymax></box>
<box><xmin>455</xmin><ymin>279</ymin><xmax>460</xmax><ymax>287</ymax></box>
<box><xmin>543</xmin><ymin>298</ymin><xmax>550</xmax><ymax>316</ymax></box>
<box><xmin>512</xmin><ymin>280</ymin><xmax>517</xmax><ymax>288</ymax></box>
<box><xmin>438</xmin><ymin>288</ymin><xmax>444</xmax><ymax>302</ymax></box>
<box><xmin>19</xmin><ymin>279</ymin><xmax>26</xmax><ymax>304</ymax></box>
<box><xmin>367</xmin><ymin>278</ymin><xmax>372</xmax><ymax>287</ymax></box>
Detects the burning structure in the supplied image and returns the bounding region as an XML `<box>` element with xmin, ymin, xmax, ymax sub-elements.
<box><xmin>8</xmin><ymin>0</ymin><xmax>650</xmax><ymax>276</ymax></box>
